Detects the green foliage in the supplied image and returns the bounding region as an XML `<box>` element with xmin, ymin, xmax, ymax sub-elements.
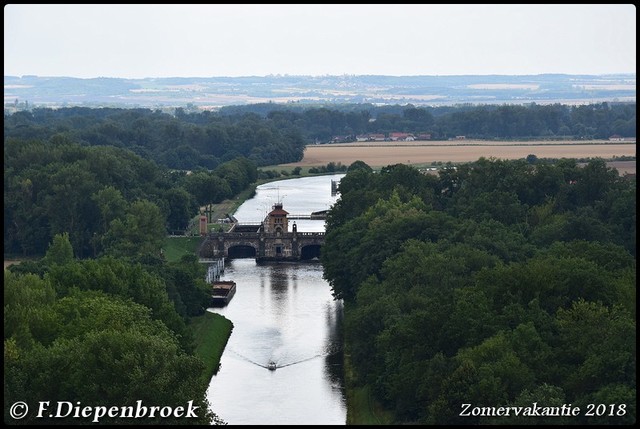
<box><xmin>225</xmin><ymin>101</ymin><xmax>635</xmax><ymax>141</ymax></box>
<box><xmin>556</xmin><ymin>300</ymin><xmax>635</xmax><ymax>394</ymax></box>
<box><xmin>4</xmin><ymin>103</ymin><xmax>636</xmax><ymax>424</ymax></box>
<box><xmin>347</xmin><ymin>160</ymin><xmax>373</xmax><ymax>173</ymax></box>
<box><xmin>45</xmin><ymin>256</ymin><xmax>191</xmax><ymax>350</ymax></box>
<box><xmin>91</xmin><ymin>186</ymin><xmax>128</xmax><ymax>234</ymax></box>
<box><xmin>308</xmin><ymin>162</ymin><xmax>348</xmax><ymax>174</ymax></box>
<box><xmin>43</xmin><ymin>232</ymin><xmax>74</xmax><ymax>266</ymax></box>
<box><xmin>102</xmin><ymin>199</ymin><xmax>167</xmax><ymax>258</ymax></box>
<box><xmin>162</xmin><ymin>236</ymin><xmax>203</xmax><ymax>263</ymax></box>
<box><xmin>162</xmin><ymin>255</ymin><xmax>211</xmax><ymax>318</ymax></box>
<box><xmin>162</xmin><ymin>187</ymin><xmax>198</xmax><ymax>231</ymax></box>
<box><xmin>3</xmin><ymin>111</ymin><xmax>270</xmax><ymax>424</ymax></box>
<box><xmin>4</xmin><ymin>139</ymin><xmax>259</xmax><ymax>258</ymax></box>
<box><xmin>189</xmin><ymin>312</ymin><xmax>234</xmax><ymax>382</ymax></box>
<box><xmin>4</xmin><ymin>106</ymin><xmax>307</xmax><ymax>169</ymax></box>
<box><xmin>3</xmin><ymin>271</ymin><xmax>57</xmax><ymax>350</ymax></box>
<box><xmin>323</xmin><ymin>158</ymin><xmax>636</xmax><ymax>424</ymax></box>
<box><xmin>4</xmin><ymin>272</ymin><xmax>220</xmax><ymax>424</ymax></box>
<box><xmin>182</xmin><ymin>170</ymin><xmax>232</xmax><ymax>206</ymax></box>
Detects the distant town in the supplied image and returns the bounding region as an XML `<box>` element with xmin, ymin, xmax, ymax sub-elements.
<box><xmin>4</xmin><ymin>73</ymin><xmax>635</xmax><ymax>112</ymax></box>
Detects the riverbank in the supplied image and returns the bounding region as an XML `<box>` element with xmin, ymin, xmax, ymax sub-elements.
<box><xmin>177</xmin><ymin>182</ymin><xmax>264</xmax><ymax>384</ymax></box>
<box><xmin>196</xmin><ymin>171</ymin><xmax>345</xmax><ymax>235</ymax></box>
<box><xmin>189</xmin><ymin>311</ymin><xmax>234</xmax><ymax>383</ymax></box>
<box><xmin>343</xmin><ymin>316</ymin><xmax>394</xmax><ymax>425</ymax></box>
<box><xmin>187</xmin><ymin>174</ymin><xmax>352</xmax><ymax>423</ymax></box>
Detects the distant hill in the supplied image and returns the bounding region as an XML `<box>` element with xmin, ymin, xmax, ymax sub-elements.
<box><xmin>4</xmin><ymin>74</ymin><xmax>635</xmax><ymax>110</ymax></box>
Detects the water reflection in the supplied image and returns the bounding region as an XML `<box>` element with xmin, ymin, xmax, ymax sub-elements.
<box><xmin>206</xmin><ymin>174</ymin><xmax>347</xmax><ymax>425</ymax></box>
<box><xmin>207</xmin><ymin>260</ymin><xmax>346</xmax><ymax>425</ymax></box>
<box><xmin>324</xmin><ymin>299</ymin><xmax>345</xmax><ymax>387</ymax></box>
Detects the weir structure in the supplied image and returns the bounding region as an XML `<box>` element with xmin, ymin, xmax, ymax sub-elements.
<box><xmin>198</xmin><ymin>202</ymin><xmax>325</xmax><ymax>262</ymax></box>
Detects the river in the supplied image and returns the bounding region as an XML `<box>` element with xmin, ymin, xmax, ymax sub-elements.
<box><xmin>206</xmin><ymin>174</ymin><xmax>347</xmax><ymax>425</ymax></box>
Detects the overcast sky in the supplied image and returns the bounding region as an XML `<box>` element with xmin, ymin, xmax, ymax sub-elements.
<box><xmin>4</xmin><ymin>4</ymin><xmax>636</xmax><ymax>78</ymax></box>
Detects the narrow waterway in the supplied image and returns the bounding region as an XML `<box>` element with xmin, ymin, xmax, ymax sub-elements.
<box><xmin>206</xmin><ymin>174</ymin><xmax>347</xmax><ymax>425</ymax></box>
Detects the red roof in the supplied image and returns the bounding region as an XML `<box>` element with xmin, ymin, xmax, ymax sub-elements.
<box><xmin>269</xmin><ymin>208</ymin><xmax>289</xmax><ymax>216</ymax></box>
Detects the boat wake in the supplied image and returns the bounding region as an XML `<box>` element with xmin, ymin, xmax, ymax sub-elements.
<box><xmin>229</xmin><ymin>348</ymin><xmax>324</xmax><ymax>371</ymax></box>
<box><xmin>276</xmin><ymin>353</ymin><xmax>323</xmax><ymax>369</ymax></box>
<box><xmin>228</xmin><ymin>349</ymin><xmax>266</xmax><ymax>368</ymax></box>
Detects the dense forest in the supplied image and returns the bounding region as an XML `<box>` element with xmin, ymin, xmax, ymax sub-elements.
<box><xmin>3</xmin><ymin>106</ymin><xmax>306</xmax><ymax>169</ymax></box>
<box><xmin>4</xmin><ymin>102</ymin><xmax>636</xmax><ymax>170</ymax></box>
<box><xmin>6</xmin><ymin>102</ymin><xmax>634</xmax><ymax>258</ymax></box>
<box><xmin>4</xmin><ymin>111</ymin><xmax>251</xmax><ymax>422</ymax></box>
<box><xmin>4</xmin><ymin>139</ymin><xmax>257</xmax><ymax>257</ymax></box>
<box><xmin>321</xmin><ymin>159</ymin><xmax>636</xmax><ymax>424</ymax></box>
<box><xmin>4</xmin><ymin>102</ymin><xmax>636</xmax><ymax>424</ymax></box>
<box><xmin>5</xmin><ymin>233</ymin><xmax>224</xmax><ymax>424</ymax></box>
<box><xmin>220</xmin><ymin>101</ymin><xmax>636</xmax><ymax>142</ymax></box>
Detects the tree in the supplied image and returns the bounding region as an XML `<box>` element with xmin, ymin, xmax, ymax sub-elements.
<box><xmin>4</xmin><ymin>275</ymin><xmax>221</xmax><ymax>424</ymax></box>
<box><xmin>43</xmin><ymin>232</ymin><xmax>74</xmax><ymax>266</ymax></box>
<box><xmin>556</xmin><ymin>300</ymin><xmax>635</xmax><ymax>399</ymax></box>
<box><xmin>43</xmin><ymin>162</ymin><xmax>100</xmax><ymax>257</ymax></box>
<box><xmin>321</xmin><ymin>157</ymin><xmax>636</xmax><ymax>424</ymax></box>
<box><xmin>347</xmin><ymin>160</ymin><xmax>372</xmax><ymax>173</ymax></box>
<box><xmin>163</xmin><ymin>187</ymin><xmax>197</xmax><ymax>232</ymax></box>
<box><xmin>102</xmin><ymin>200</ymin><xmax>166</xmax><ymax>258</ymax></box>
<box><xmin>91</xmin><ymin>186</ymin><xmax>127</xmax><ymax>234</ymax></box>
<box><xmin>163</xmin><ymin>255</ymin><xmax>210</xmax><ymax>317</ymax></box>
<box><xmin>45</xmin><ymin>256</ymin><xmax>190</xmax><ymax>350</ymax></box>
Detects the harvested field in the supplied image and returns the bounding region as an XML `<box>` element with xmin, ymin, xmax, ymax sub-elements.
<box><xmin>4</xmin><ymin>259</ymin><xmax>25</xmax><ymax>269</ymax></box>
<box><xmin>283</xmin><ymin>140</ymin><xmax>636</xmax><ymax>168</ymax></box>
<box><xmin>593</xmin><ymin>160</ymin><xmax>635</xmax><ymax>176</ymax></box>
<box><xmin>319</xmin><ymin>139</ymin><xmax>635</xmax><ymax>146</ymax></box>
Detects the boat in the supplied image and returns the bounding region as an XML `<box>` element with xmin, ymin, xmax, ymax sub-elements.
<box><xmin>267</xmin><ymin>361</ymin><xmax>277</xmax><ymax>371</ymax></box>
<box><xmin>210</xmin><ymin>281</ymin><xmax>236</xmax><ymax>307</ymax></box>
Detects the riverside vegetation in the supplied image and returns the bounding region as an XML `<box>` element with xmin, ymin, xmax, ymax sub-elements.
<box><xmin>322</xmin><ymin>159</ymin><xmax>635</xmax><ymax>424</ymax></box>
<box><xmin>4</xmin><ymin>102</ymin><xmax>636</xmax><ymax>424</ymax></box>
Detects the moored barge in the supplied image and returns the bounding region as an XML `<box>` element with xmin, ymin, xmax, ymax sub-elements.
<box><xmin>210</xmin><ymin>280</ymin><xmax>236</xmax><ymax>307</ymax></box>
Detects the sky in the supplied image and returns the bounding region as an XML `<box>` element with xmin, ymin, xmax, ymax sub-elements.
<box><xmin>4</xmin><ymin>4</ymin><xmax>636</xmax><ymax>79</ymax></box>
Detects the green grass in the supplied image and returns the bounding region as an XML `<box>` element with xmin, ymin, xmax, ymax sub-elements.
<box><xmin>259</xmin><ymin>165</ymin><xmax>349</xmax><ymax>176</ymax></box>
<box><xmin>346</xmin><ymin>385</ymin><xmax>394</xmax><ymax>425</ymax></box>
<box><xmin>259</xmin><ymin>166</ymin><xmax>311</xmax><ymax>175</ymax></box>
<box><xmin>189</xmin><ymin>312</ymin><xmax>234</xmax><ymax>383</ymax></box>
<box><xmin>162</xmin><ymin>236</ymin><xmax>203</xmax><ymax>262</ymax></box>
<box><xmin>344</xmin><ymin>352</ymin><xmax>394</xmax><ymax>425</ymax></box>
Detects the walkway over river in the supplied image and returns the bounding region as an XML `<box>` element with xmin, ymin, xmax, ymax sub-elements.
<box><xmin>200</xmin><ymin>227</ymin><xmax>325</xmax><ymax>261</ymax></box>
<box><xmin>200</xmin><ymin>190</ymin><xmax>332</xmax><ymax>261</ymax></box>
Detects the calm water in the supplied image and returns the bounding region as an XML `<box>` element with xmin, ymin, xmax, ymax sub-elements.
<box><xmin>206</xmin><ymin>174</ymin><xmax>347</xmax><ymax>425</ymax></box>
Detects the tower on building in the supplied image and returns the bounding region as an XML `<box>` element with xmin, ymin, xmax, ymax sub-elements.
<box><xmin>264</xmin><ymin>202</ymin><xmax>289</xmax><ymax>234</ymax></box>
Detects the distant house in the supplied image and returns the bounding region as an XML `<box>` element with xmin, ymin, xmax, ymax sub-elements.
<box><xmin>370</xmin><ymin>133</ymin><xmax>386</xmax><ymax>141</ymax></box>
<box><xmin>416</xmin><ymin>133</ymin><xmax>432</xmax><ymax>140</ymax></box>
<box><xmin>331</xmin><ymin>135</ymin><xmax>352</xmax><ymax>143</ymax></box>
<box><xmin>389</xmin><ymin>132</ymin><xmax>414</xmax><ymax>141</ymax></box>
<box><xmin>609</xmin><ymin>135</ymin><xmax>636</xmax><ymax>142</ymax></box>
